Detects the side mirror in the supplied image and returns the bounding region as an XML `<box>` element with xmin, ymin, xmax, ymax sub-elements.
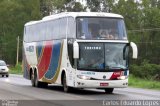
<box><xmin>73</xmin><ymin>41</ymin><xmax>79</xmax><ymax>59</ymax></box>
<box><xmin>130</xmin><ymin>42</ymin><xmax>138</xmax><ymax>59</ymax></box>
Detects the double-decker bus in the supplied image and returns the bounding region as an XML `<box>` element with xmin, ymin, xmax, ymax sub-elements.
<box><xmin>23</xmin><ymin>12</ymin><xmax>138</xmax><ymax>93</ymax></box>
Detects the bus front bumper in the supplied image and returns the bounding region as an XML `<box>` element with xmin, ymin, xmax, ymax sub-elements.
<box><xmin>75</xmin><ymin>78</ymin><xmax>128</xmax><ymax>88</ymax></box>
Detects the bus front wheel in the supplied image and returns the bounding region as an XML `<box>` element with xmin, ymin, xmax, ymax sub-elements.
<box><xmin>62</xmin><ymin>74</ymin><xmax>70</xmax><ymax>92</ymax></box>
<box><xmin>104</xmin><ymin>88</ymin><xmax>114</xmax><ymax>94</ymax></box>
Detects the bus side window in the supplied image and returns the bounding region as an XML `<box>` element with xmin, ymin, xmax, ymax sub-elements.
<box><xmin>53</xmin><ymin>19</ymin><xmax>59</xmax><ymax>39</ymax></box>
<box><xmin>59</xmin><ymin>18</ymin><xmax>67</xmax><ymax>39</ymax></box>
<box><xmin>25</xmin><ymin>27</ymin><xmax>28</xmax><ymax>42</ymax></box>
<box><xmin>40</xmin><ymin>23</ymin><xmax>46</xmax><ymax>41</ymax></box>
<box><xmin>37</xmin><ymin>23</ymin><xmax>41</xmax><ymax>41</ymax></box>
<box><xmin>28</xmin><ymin>26</ymin><xmax>32</xmax><ymax>42</ymax></box>
<box><xmin>46</xmin><ymin>21</ymin><xmax>51</xmax><ymax>40</ymax></box>
<box><xmin>67</xmin><ymin>17</ymin><xmax>75</xmax><ymax>38</ymax></box>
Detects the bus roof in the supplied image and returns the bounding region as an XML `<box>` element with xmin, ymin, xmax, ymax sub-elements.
<box><xmin>25</xmin><ymin>12</ymin><xmax>123</xmax><ymax>26</ymax></box>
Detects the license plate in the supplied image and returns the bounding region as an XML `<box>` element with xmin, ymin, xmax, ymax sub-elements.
<box><xmin>100</xmin><ymin>83</ymin><xmax>109</xmax><ymax>86</ymax></box>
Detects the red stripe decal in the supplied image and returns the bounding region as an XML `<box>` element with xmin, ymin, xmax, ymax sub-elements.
<box><xmin>38</xmin><ymin>41</ymin><xmax>53</xmax><ymax>79</ymax></box>
<box><xmin>110</xmin><ymin>71</ymin><xmax>122</xmax><ymax>80</ymax></box>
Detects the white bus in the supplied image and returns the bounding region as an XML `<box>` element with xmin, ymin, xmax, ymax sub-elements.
<box><xmin>23</xmin><ymin>12</ymin><xmax>138</xmax><ymax>93</ymax></box>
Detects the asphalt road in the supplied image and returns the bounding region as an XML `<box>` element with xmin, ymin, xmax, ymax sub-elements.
<box><xmin>0</xmin><ymin>74</ymin><xmax>160</xmax><ymax>106</ymax></box>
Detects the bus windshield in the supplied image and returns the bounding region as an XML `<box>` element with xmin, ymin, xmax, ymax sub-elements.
<box><xmin>77</xmin><ymin>17</ymin><xmax>127</xmax><ymax>40</ymax></box>
<box><xmin>77</xmin><ymin>43</ymin><xmax>129</xmax><ymax>71</ymax></box>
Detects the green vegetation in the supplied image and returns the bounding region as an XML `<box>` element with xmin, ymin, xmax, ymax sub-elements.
<box><xmin>0</xmin><ymin>0</ymin><xmax>41</xmax><ymax>64</ymax></box>
<box><xmin>130</xmin><ymin>60</ymin><xmax>160</xmax><ymax>80</ymax></box>
<box><xmin>9</xmin><ymin>63</ymin><xmax>23</xmax><ymax>75</ymax></box>
<box><xmin>129</xmin><ymin>60</ymin><xmax>160</xmax><ymax>90</ymax></box>
<box><xmin>129</xmin><ymin>74</ymin><xmax>160</xmax><ymax>90</ymax></box>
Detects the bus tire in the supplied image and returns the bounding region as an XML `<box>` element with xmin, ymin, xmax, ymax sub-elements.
<box><xmin>31</xmin><ymin>70</ymin><xmax>40</xmax><ymax>87</ymax></box>
<box><xmin>62</xmin><ymin>74</ymin><xmax>70</xmax><ymax>92</ymax></box>
<box><xmin>104</xmin><ymin>88</ymin><xmax>114</xmax><ymax>94</ymax></box>
<box><xmin>31</xmin><ymin>70</ymin><xmax>35</xmax><ymax>87</ymax></box>
<box><xmin>31</xmin><ymin>70</ymin><xmax>48</xmax><ymax>88</ymax></box>
<box><xmin>34</xmin><ymin>71</ymin><xmax>42</xmax><ymax>88</ymax></box>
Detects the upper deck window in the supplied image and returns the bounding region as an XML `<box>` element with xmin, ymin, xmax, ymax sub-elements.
<box><xmin>76</xmin><ymin>17</ymin><xmax>127</xmax><ymax>40</ymax></box>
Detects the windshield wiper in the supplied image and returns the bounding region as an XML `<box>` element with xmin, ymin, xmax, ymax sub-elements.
<box><xmin>109</xmin><ymin>66</ymin><xmax>126</xmax><ymax>70</ymax></box>
<box><xmin>105</xmin><ymin>65</ymin><xmax>126</xmax><ymax>69</ymax></box>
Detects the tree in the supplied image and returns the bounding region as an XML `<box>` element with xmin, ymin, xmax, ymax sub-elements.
<box><xmin>40</xmin><ymin>0</ymin><xmax>86</xmax><ymax>16</ymax></box>
<box><xmin>0</xmin><ymin>0</ymin><xmax>41</xmax><ymax>64</ymax></box>
<box><xmin>40</xmin><ymin>0</ymin><xmax>53</xmax><ymax>16</ymax></box>
<box><xmin>86</xmin><ymin>0</ymin><xmax>114</xmax><ymax>12</ymax></box>
<box><xmin>66</xmin><ymin>2</ymin><xmax>86</xmax><ymax>12</ymax></box>
<box><xmin>86</xmin><ymin>0</ymin><xmax>101</xmax><ymax>12</ymax></box>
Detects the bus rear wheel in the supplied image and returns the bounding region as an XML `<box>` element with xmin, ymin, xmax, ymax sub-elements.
<box><xmin>31</xmin><ymin>71</ymin><xmax>48</xmax><ymax>88</ymax></box>
<box><xmin>104</xmin><ymin>88</ymin><xmax>114</xmax><ymax>94</ymax></box>
<box><xmin>62</xmin><ymin>74</ymin><xmax>70</xmax><ymax>92</ymax></box>
<box><xmin>35</xmin><ymin>73</ymin><xmax>48</xmax><ymax>88</ymax></box>
<box><xmin>31</xmin><ymin>71</ymin><xmax>36</xmax><ymax>87</ymax></box>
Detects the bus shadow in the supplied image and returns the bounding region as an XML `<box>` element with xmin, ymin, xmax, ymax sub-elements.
<box><xmin>46</xmin><ymin>85</ymin><xmax>115</xmax><ymax>95</ymax></box>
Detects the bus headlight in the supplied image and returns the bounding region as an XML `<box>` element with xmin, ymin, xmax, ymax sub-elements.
<box><xmin>117</xmin><ymin>76</ymin><xmax>128</xmax><ymax>80</ymax></box>
<box><xmin>77</xmin><ymin>75</ymin><xmax>91</xmax><ymax>80</ymax></box>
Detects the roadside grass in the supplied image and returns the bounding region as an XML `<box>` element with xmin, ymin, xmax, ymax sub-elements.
<box><xmin>129</xmin><ymin>74</ymin><xmax>160</xmax><ymax>90</ymax></box>
<box><xmin>9</xmin><ymin>63</ymin><xmax>23</xmax><ymax>75</ymax></box>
